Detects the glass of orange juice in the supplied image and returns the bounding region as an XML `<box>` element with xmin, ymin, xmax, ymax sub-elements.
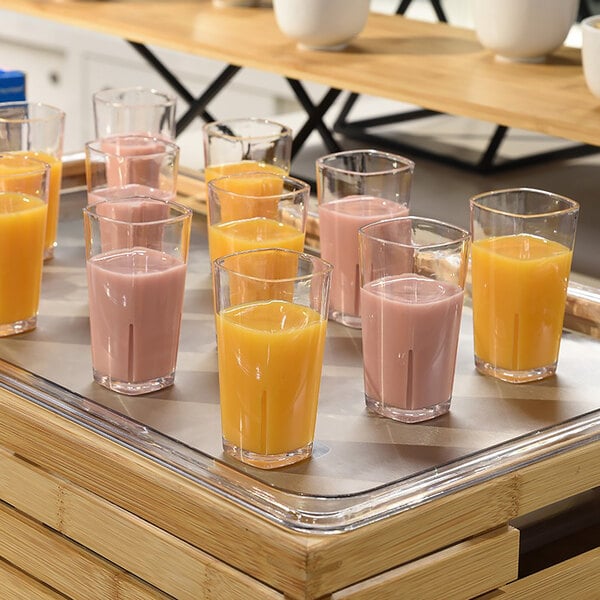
<box><xmin>206</xmin><ymin>171</ymin><xmax>310</xmax><ymax>265</ymax></box>
<box><xmin>0</xmin><ymin>102</ymin><xmax>65</xmax><ymax>261</ymax></box>
<box><xmin>202</xmin><ymin>117</ymin><xmax>292</xmax><ymax>185</ymax></box>
<box><xmin>470</xmin><ymin>188</ymin><xmax>579</xmax><ymax>383</ymax></box>
<box><xmin>0</xmin><ymin>154</ymin><xmax>49</xmax><ymax>336</ymax></box>
<box><xmin>214</xmin><ymin>248</ymin><xmax>332</xmax><ymax>469</ymax></box>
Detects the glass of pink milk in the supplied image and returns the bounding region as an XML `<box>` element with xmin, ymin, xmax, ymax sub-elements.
<box><xmin>85</xmin><ymin>135</ymin><xmax>180</xmax><ymax>205</ymax></box>
<box><xmin>92</xmin><ymin>86</ymin><xmax>177</xmax><ymax>141</ymax></box>
<box><xmin>358</xmin><ymin>216</ymin><xmax>470</xmax><ymax>423</ymax></box>
<box><xmin>83</xmin><ymin>196</ymin><xmax>192</xmax><ymax>395</ymax></box>
<box><xmin>316</xmin><ymin>149</ymin><xmax>415</xmax><ymax>328</ymax></box>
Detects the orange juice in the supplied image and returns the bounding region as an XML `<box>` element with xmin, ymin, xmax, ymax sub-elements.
<box><xmin>206</xmin><ymin>163</ymin><xmax>289</xmax><ymax>223</ymax></box>
<box><xmin>208</xmin><ymin>217</ymin><xmax>305</xmax><ymax>263</ymax></box>
<box><xmin>209</xmin><ymin>171</ymin><xmax>284</xmax><ymax>223</ymax></box>
<box><xmin>471</xmin><ymin>233</ymin><xmax>572</xmax><ymax>372</ymax></box>
<box><xmin>217</xmin><ymin>246</ymin><xmax>304</xmax><ymax>308</ymax></box>
<box><xmin>5</xmin><ymin>151</ymin><xmax>61</xmax><ymax>259</ymax></box>
<box><xmin>0</xmin><ymin>158</ymin><xmax>43</xmax><ymax>194</ymax></box>
<box><xmin>204</xmin><ymin>160</ymin><xmax>288</xmax><ymax>184</ymax></box>
<box><xmin>216</xmin><ymin>299</ymin><xmax>327</xmax><ymax>456</ymax></box>
<box><xmin>30</xmin><ymin>151</ymin><xmax>62</xmax><ymax>258</ymax></box>
<box><xmin>0</xmin><ymin>193</ymin><xmax>47</xmax><ymax>326</ymax></box>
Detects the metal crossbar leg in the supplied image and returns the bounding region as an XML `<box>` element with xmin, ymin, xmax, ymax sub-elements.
<box><xmin>396</xmin><ymin>0</ymin><xmax>447</xmax><ymax>21</ymax></box>
<box><xmin>129</xmin><ymin>41</ymin><xmax>344</xmax><ymax>162</ymax></box>
<box><xmin>128</xmin><ymin>41</ymin><xmax>241</xmax><ymax>136</ymax></box>
<box><xmin>335</xmin><ymin>91</ymin><xmax>440</xmax><ymax>131</ymax></box>
<box><xmin>334</xmin><ymin>0</ymin><xmax>599</xmax><ymax>172</ymax></box>
<box><xmin>286</xmin><ymin>79</ymin><xmax>343</xmax><ymax>157</ymax></box>
<box><xmin>174</xmin><ymin>64</ymin><xmax>241</xmax><ymax>136</ymax></box>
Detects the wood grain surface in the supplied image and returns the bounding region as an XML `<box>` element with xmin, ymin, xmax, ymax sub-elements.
<box><xmin>480</xmin><ymin>547</ymin><xmax>600</xmax><ymax>600</ymax></box>
<box><xmin>1</xmin><ymin>1</ymin><xmax>599</xmax><ymax>147</ymax></box>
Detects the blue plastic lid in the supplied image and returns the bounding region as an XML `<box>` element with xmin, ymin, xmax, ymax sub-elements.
<box><xmin>0</xmin><ymin>69</ymin><xmax>26</xmax><ymax>102</ymax></box>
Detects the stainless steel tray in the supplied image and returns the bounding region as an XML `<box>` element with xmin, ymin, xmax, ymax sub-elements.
<box><xmin>0</xmin><ymin>189</ymin><xmax>599</xmax><ymax>533</ymax></box>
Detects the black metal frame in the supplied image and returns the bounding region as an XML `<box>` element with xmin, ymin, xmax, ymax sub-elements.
<box><xmin>333</xmin><ymin>96</ymin><xmax>598</xmax><ymax>173</ymax></box>
<box><xmin>397</xmin><ymin>0</ymin><xmax>447</xmax><ymax>21</ymax></box>
<box><xmin>128</xmin><ymin>41</ymin><xmax>343</xmax><ymax>162</ymax></box>
<box><xmin>332</xmin><ymin>0</ymin><xmax>599</xmax><ymax>172</ymax></box>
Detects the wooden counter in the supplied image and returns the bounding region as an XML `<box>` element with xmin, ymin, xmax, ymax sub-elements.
<box><xmin>1</xmin><ymin>0</ymin><xmax>599</xmax><ymax>148</ymax></box>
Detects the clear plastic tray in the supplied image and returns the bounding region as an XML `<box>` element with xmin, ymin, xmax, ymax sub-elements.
<box><xmin>1</xmin><ymin>190</ymin><xmax>599</xmax><ymax>533</ymax></box>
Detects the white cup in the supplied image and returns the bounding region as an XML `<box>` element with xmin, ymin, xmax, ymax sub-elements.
<box><xmin>582</xmin><ymin>16</ymin><xmax>600</xmax><ymax>98</ymax></box>
<box><xmin>273</xmin><ymin>0</ymin><xmax>370</xmax><ymax>51</ymax></box>
<box><xmin>473</xmin><ymin>0</ymin><xmax>578</xmax><ymax>63</ymax></box>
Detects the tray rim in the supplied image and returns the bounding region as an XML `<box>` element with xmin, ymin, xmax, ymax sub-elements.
<box><xmin>1</xmin><ymin>356</ymin><xmax>599</xmax><ymax>534</ymax></box>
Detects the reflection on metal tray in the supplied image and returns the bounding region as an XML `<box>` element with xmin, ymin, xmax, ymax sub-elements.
<box><xmin>0</xmin><ymin>189</ymin><xmax>599</xmax><ymax>533</ymax></box>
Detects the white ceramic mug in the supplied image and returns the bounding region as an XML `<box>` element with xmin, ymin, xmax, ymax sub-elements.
<box><xmin>582</xmin><ymin>15</ymin><xmax>600</xmax><ymax>98</ymax></box>
<box><xmin>273</xmin><ymin>0</ymin><xmax>370</xmax><ymax>51</ymax></box>
<box><xmin>473</xmin><ymin>0</ymin><xmax>578</xmax><ymax>63</ymax></box>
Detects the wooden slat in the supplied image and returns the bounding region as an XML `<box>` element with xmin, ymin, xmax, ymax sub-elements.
<box><xmin>176</xmin><ymin>168</ymin><xmax>207</xmax><ymax>215</ymax></box>
<box><xmin>1</xmin><ymin>386</ymin><xmax>599</xmax><ymax>599</ymax></box>
<box><xmin>565</xmin><ymin>282</ymin><xmax>600</xmax><ymax>339</ymax></box>
<box><xmin>479</xmin><ymin>547</ymin><xmax>600</xmax><ymax>599</ymax></box>
<box><xmin>331</xmin><ymin>526</ymin><xmax>519</xmax><ymax>600</ymax></box>
<box><xmin>0</xmin><ymin>558</ymin><xmax>68</xmax><ymax>600</ymax></box>
<box><xmin>0</xmin><ymin>500</ymin><xmax>169</xmax><ymax>600</ymax></box>
<box><xmin>303</xmin><ymin>437</ymin><xmax>598</xmax><ymax>598</ymax></box>
<box><xmin>60</xmin><ymin>153</ymin><xmax>86</xmax><ymax>190</ymax></box>
<box><xmin>0</xmin><ymin>389</ymin><xmax>313</xmax><ymax>598</ymax></box>
<box><xmin>0</xmin><ymin>449</ymin><xmax>283</xmax><ymax>600</ymax></box>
